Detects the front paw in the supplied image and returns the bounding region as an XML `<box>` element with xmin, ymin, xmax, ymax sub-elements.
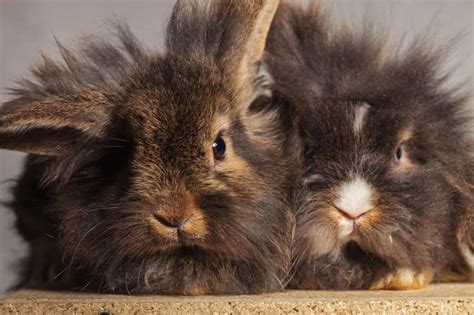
<box><xmin>370</xmin><ymin>268</ymin><xmax>433</xmax><ymax>290</ymax></box>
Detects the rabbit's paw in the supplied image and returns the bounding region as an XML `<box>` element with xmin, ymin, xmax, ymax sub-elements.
<box><xmin>370</xmin><ymin>268</ymin><xmax>433</xmax><ymax>290</ymax></box>
<box><xmin>458</xmin><ymin>243</ymin><xmax>474</xmax><ymax>282</ymax></box>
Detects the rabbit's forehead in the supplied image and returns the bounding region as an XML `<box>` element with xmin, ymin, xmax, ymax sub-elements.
<box><xmin>306</xmin><ymin>100</ymin><xmax>415</xmax><ymax>167</ymax></box>
<box><xmin>352</xmin><ymin>103</ymin><xmax>371</xmax><ymax>135</ymax></box>
<box><xmin>348</xmin><ymin>102</ymin><xmax>409</xmax><ymax>140</ymax></box>
<box><xmin>120</xmin><ymin>89</ymin><xmax>241</xmax><ymax>166</ymax></box>
<box><xmin>122</xmin><ymin>81</ymin><xmax>233</xmax><ymax>134</ymax></box>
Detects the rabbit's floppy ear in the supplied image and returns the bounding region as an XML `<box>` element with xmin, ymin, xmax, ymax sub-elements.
<box><xmin>0</xmin><ymin>91</ymin><xmax>115</xmax><ymax>156</ymax></box>
<box><xmin>167</xmin><ymin>0</ymin><xmax>280</xmax><ymax>98</ymax></box>
<box><xmin>0</xmin><ymin>22</ymin><xmax>140</xmax><ymax>157</ymax></box>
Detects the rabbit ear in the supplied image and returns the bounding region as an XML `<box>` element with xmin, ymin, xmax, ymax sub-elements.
<box><xmin>167</xmin><ymin>0</ymin><xmax>280</xmax><ymax>97</ymax></box>
<box><xmin>221</xmin><ymin>0</ymin><xmax>280</xmax><ymax>86</ymax></box>
<box><xmin>0</xmin><ymin>91</ymin><xmax>115</xmax><ymax>156</ymax></box>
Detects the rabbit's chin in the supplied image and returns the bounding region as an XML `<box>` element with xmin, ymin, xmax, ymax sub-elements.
<box><xmin>325</xmin><ymin>209</ymin><xmax>425</xmax><ymax>270</ymax></box>
<box><xmin>302</xmin><ymin>207</ymin><xmax>379</xmax><ymax>257</ymax></box>
<box><xmin>150</xmin><ymin>242</ymin><xmax>248</xmax><ymax>261</ymax></box>
<box><xmin>305</xmin><ymin>206</ymin><xmax>410</xmax><ymax>265</ymax></box>
<box><xmin>334</xmin><ymin>210</ymin><xmax>384</xmax><ymax>245</ymax></box>
<box><xmin>93</xmin><ymin>245</ymin><xmax>286</xmax><ymax>295</ymax></box>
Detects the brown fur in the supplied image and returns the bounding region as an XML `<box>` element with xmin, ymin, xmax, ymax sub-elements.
<box><xmin>267</xmin><ymin>0</ymin><xmax>474</xmax><ymax>290</ymax></box>
<box><xmin>2</xmin><ymin>0</ymin><xmax>303</xmax><ymax>295</ymax></box>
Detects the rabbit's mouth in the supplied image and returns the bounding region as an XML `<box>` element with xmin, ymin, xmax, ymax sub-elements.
<box><xmin>332</xmin><ymin>204</ymin><xmax>384</xmax><ymax>249</ymax></box>
<box><xmin>338</xmin><ymin>216</ymin><xmax>357</xmax><ymax>237</ymax></box>
<box><xmin>333</xmin><ymin>205</ymin><xmax>370</xmax><ymax>238</ymax></box>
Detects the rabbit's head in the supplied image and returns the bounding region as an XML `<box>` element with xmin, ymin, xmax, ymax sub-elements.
<box><xmin>267</xmin><ymin>1</ymin><xmax>474</xmax><ymax>289</ymax></box>
<box><xmin>1</xmin><ymin>0</ymin><xmax>299</xmax><ymax>295</ymax></box>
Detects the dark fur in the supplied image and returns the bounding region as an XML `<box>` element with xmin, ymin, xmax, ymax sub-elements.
<box><xmin>2</xmin><ymin>0</ymin><xmax>302</xmax><ymax>295</ymax></box>
<box><xmin>267</xmin><ymin>0</ymin><xmax>474</xmax><ymax>289</ymax></box>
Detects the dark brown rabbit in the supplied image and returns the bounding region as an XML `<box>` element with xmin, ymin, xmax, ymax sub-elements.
<box><xmin>267</xmin><ymin>0</ymin><xmax>474</xmax><ymax>290</ymax></box>
<box><xmin>1</xmin><ymin>0</ymin><xmax>302</xmax><ymax>295</ymax></box>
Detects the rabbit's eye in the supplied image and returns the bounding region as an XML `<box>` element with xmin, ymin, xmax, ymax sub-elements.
<box><xmin>212</xmin><ymin>136</ymin><xmax>226</xmax><ymax>161</ymax></box>
<box><xmin>395</xmin><ymin>145</ymin><xmax>403</xmax><ymax>161</ymax></box>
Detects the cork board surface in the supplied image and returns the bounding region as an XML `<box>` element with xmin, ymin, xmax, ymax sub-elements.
<box><xmin>1</xmin><ymin>283</ymin><xmax>473</xmax><ymax>314</ymax></box>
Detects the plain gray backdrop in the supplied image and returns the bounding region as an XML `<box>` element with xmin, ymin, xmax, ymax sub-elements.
<box><xmin>0</xmin><ymin>0</ymin><xmax>472</xmax><ymax>295</ymax></box>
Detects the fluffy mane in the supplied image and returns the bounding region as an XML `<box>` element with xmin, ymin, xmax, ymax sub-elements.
<box><xmin>267</xmin><ymin>0</ymin><xmax>473</xmax><ymax>182</ymax></box>
<box><xmin>7</xmin><ymin>23</ymin><xmax>145</xmax><ymax>102</ymax></box>
<box><xmin>267</xmin><ymin>1</ymin><xmax>471</xmax><ymax>106</ymax></box>
<box><xmin>267</xmin><ymin>0</ymin><xmax>474</xmax><ymax>287</ymax></box>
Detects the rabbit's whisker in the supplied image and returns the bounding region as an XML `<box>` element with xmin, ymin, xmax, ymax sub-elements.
<box><xmin>68</xmin><ymin>222</ymin><xmax>104</xmax><ymax>272</ymax></box>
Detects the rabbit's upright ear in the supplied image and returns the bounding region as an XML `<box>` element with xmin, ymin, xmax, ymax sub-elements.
<box><xmin>0</xmin><ymin>91</ymin><xmax>115</xmax><ymax>156</ymax></box>
<box><xmin>218</xmin><ymin>0</ymin><xmax>280</xmax><ymax>92</ymax></box>
<box><xmin>167</xmin><ymin>0</ymin><xmax>280</xmax><ymax>99</ymax></box>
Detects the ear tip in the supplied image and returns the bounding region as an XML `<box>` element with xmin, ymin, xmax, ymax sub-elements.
<box><xmin>259</xmin><ymin>0</ymin><xmax>280</xmax><ymax>11</ymax></box>
<box><xmin>262</xmin><ymin>0</ymin><xmax>280</xmax><ymax>5</ymax></box>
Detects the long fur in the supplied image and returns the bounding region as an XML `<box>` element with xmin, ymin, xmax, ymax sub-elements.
<box><xmin>9</xmin><ymin>23</ymin><xmax>143</xmax><ymax>100</ymax></box>
<box><xmin>3</xmin><ymin>0</ymin><xmax>302</xmax><ymax>295</ymax></box>
<box><xmin>267</xmin><ymin>0</ymin><xmax>474</xmax><ymax>289</ymax></box>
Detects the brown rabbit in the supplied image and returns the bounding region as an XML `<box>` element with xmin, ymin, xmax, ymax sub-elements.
<box><xmin>1</xmin><ymin>0</ymin><xmax>302</xmax><ymax>295</ymax></box>
<box><xmin>266</xmin><ymin>0</ymin><xmax>474</xmax><ymax>290</ymax></box>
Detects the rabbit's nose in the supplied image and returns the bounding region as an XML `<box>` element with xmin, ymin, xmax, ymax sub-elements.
<box><xmin>334</xmin><ymin>176</ymin><xmax>374</xmax><ymax>220</ymax></box>
<box><xmin>153</xmin><ymin>214</ymin><xmax>181</xmax><ymax>229</ymax></box>
<box><xmin>335</xmin><ymin>205</ymin><xmax>370</xmax><ymax>220</ymax></box>
<box><xmin>153</xmin><ymin>213</ymin><xmax>194</xmax><ymax>230</ymax></box>
<box><xmin>150</xmin><ymin>191</ymin><xmax>208</xmax><ymax>241</ymax></box>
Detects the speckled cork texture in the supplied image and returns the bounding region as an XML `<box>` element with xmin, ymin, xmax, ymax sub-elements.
<box><xmin>1</xmin><ymin>284</ymin><xmax>473</xmax><ymax>314</ymax></box>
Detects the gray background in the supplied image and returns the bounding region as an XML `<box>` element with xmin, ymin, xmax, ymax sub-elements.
<box><xmin>0</xmin><ymin>0</ymin><xmax>472</xmax><ymax>295</ymax></box>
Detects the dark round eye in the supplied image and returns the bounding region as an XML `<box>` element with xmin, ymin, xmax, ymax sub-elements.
<box><xmin>395</xmin><ymin>146</ymin><xmax>403</xmax><ymax>161</ymax></box>
<box><xmin>212</xmin><ymin>136</ymin><xmax>226</xmax><ymax>161</ymax></box>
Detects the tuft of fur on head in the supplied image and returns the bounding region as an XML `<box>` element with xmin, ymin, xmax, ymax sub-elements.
<box><xmin>268</xmin><ymin>1</ymin><xmax>472</xmax><ymax>107</ymax></box>
<box><xmin>9</xmin><ymin>22</ymin><xmax>144</xmax><ymax>100</ymax></box>
<box><xmin>267</xmin><ymin>0</ymin><xmax>474</xmax><ymax>289</ymax></box>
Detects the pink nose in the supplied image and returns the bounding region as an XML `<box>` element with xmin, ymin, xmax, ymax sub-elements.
<box><xmin>335</xmin><ymin>176</ymin><xmax>374</xmax><ymax>220</ymax></box>
<box><xmin>335</xmin><ymin>206</ymin><xmax>370</xmax><ymax>220</ymax></box>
